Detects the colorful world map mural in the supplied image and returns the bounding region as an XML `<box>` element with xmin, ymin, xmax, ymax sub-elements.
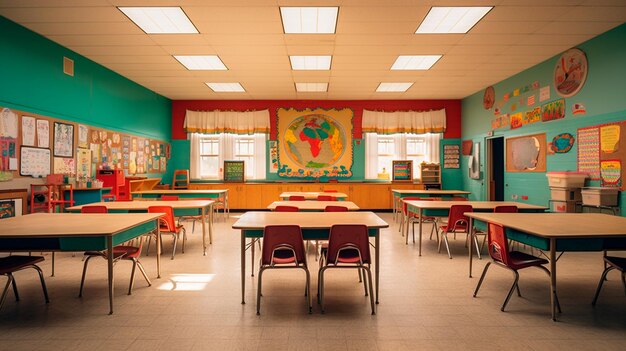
<box><xmin>277</xmin><ymin>108</ymin><xmax>353</xmax><ymax>178</ymax></box>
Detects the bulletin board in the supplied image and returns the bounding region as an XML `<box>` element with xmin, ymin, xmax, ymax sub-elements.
<box><xmin>392</xmin><ymin>160</ymin><xmax>413</xmax><ymax>182</ymax></box>
<box><xmin>578</xmin><ymin>120</ymin><xmax>626</xmax><ymax>189</ymax></box>
<box><xmin>0</xmin><ymin>105</ymin><xmax>170</xmax><ymax>181</ymax></box>
<box><xmin>506</xmin><ymin>133</ymin><xmax>547</xmax><ymax>172</ymax></box>
<box><xmin>224</xmin><ymin>160</ymin><xmax>245</xmax><ymax>182</ymax></box>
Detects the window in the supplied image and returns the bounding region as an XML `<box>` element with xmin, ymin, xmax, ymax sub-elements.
<box><xmin>191</xmin><ymin>133</ymin><xmax>267</xmax><ymax>180</ymax></box>
<box><xmin>365</xmin><ymin>133</ymin><xmax>441</xmax><ymax>180</ymax></box>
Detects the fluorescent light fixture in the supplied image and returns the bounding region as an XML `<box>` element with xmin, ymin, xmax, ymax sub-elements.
<box><xmin>206</xmin><ymin>83</ymin><xmax>245</xmax><ymax>92</ymax></box>
<box><xmin>118</xmin><ymin>7</ymin><xmax>198</xmax><ymax>34</ymax></box>
<box><xmin>391</xmin><ymin>55</ymin><xmax>442</xmax><ymax>70</ymax></box>
<box><xmin>415</xmin><ymin>7</ymin><xmax>492</xmax><ymax>34</ymax></box>
<box><xmin>289</xmin><ymin>56</ymin><xmax>332</xmax><ymax>70</ymax></box>
<box><xmin>295</xmin><ymin>83</ymin><xmax>328</xmax><ymax>92</ymax></box>
<box><xmin>174</xmin><ymin>55</ymin><xmax>227</xmax><ymax>70</ymax></box>
<box><xmin>280</xmin><ymin>7</ymin><xmax>338</xmax><ymax>34</ymax></box>
<box><xmin>376</xmin><ymin>82</ymin><xmax>414</xmax><ymax>92</ymax></box>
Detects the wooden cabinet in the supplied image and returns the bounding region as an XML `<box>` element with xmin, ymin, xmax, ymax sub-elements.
<box><xmin>420</xmin><ymin>163</ymin><xmax>441</xmax><ymax>189</ymax></box>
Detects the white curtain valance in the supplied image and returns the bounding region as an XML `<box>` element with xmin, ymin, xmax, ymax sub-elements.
<box><xmin>361</xmin><ymin>108</ymin><xmax>446</xmax><ymax>134</ymax></box>
<box><xmin>184</xmin><ymin>109</ymin><xmax>270</xmax><ymax>135</ymax></box>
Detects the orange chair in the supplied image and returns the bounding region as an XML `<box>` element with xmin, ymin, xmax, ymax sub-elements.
<box><xmin>289</xmin><ymin>195</ymin><xmax>305</xmax><ymax>201</ymax></box>
<box><xmin>147</xmin><ymin>206</ymin><xmax>187</xmax><ymax>260</ymax></box>
<box><xmin>257</xmin><ymin>225</ymin><xmax>311</xmax><ymax>315</ymax></box>
<box><xmin>79</xmin><ymin>206</ymin><xmax>151</xmax><ymax>296</ymax></box>
<box><xmin>160</xmin><ymin>195</ymin><xmax>179</xmax><ymax>201</ymax></box>
<box><xmin>0</xmin><ymin>256</ymin><xmax>49</xmax><ymax>311</ymax></box>
<box><xmin>275</xmin><ymin>205</ymin><xmax>299</xmax><ymax>212</ymax></box>
<box><xmin>474</xmin><ymin>223</ymin><xmax>560</xmax><ymax>314</ymax></box>
<box><xmin>438</xmin><ymin>205</ymin><xmax>476</xmax><ymax>259</ymax></box>
<box><xmin>172</xmin><ymin>170</ymin><xmax>189</xmax><ymax>190</ymax></box>
<box><xmin>319</xmin><ymin>224</ymin><xmax>375</xmax><ymax>314</ymax></box>
<box><xmin>317</xmin><ymin>195</ymin><xmax>334</xmax><ymax>201</ymax></box>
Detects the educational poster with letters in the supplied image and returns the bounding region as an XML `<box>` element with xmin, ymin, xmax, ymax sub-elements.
<box><xmin>578</xmin><ymin>121</ymin><xmax>626</xmax><ymax>189</ymax></box>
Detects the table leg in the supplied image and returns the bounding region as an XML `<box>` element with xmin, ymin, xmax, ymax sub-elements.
<box><xmin>241</xmin><ymin>230</ymin><xmax>246</xmax><ymax>304</ymax></box>
<box><xmin>156</xmin><ymin>224</ymin><xmax>161</xmax><ymax>279</ymax></box>
<box><xmin>375</xmin><ymin>231</ymin><xmax>380</xmax><ymax>304</ymax></box>
<box><xmin>201</xmin><ymin>207</ymin><xmax>207</xmax><ymax>256</ymax></box>
<box><xmin>418</xmin><ymin>208</ymin><xmax>423</xmax><ymax>256</ymax></box>
<box><xmin>209</xmin><ymin>203</ymin><xmax>213</xmax><ymax>244</ymax></box>
<box><xmin>549</xmin><ymin>238</ymin><xmax>557</xmax><ymax>321</ymax></box>
<box><xmin>107</xmin><ymin>236</ymin><xmax>114</xmax><ymax>315</ymax></box>
<box><xmin>392</xmin><ymin>194</ymin><xmax>397</xmax><ymax>222</ymax></box>
<box><xmin>468</xmin><ymin>218</ymin><xmax>474</xmax><ymax>278</ymax></box>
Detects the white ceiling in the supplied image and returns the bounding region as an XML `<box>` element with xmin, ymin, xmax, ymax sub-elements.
<box><xmin>1</xmin><ymin>0</ymin><xmax>625</xmax><ymax>100</ymax></box>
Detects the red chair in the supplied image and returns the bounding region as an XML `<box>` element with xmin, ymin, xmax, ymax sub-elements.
<box><xmin>275</xmin><ymin>205</ymin><xmax>299</xmax><ymax>212</ymax></box>
<box><xmin>592</xmin><ymin>252</ymin><xmax>626</xmax><ymax>305</ymax></box>
<box><xmin>324</xmin><ymin>205</ymin><xmax>348</xmax><ymax>212</ymax></box>
<box><xmin>317</xmin><ymin>205</ymin><xmax>350</xmax><ymax>259</ymax></box>
<box><xmin>317</xmin><ymin>195</ymin><xmax>335</xmax><ymax>201</ymax></box>
<box><xmin>474</xmin><ymin>222</ymin><xmax>560</xmax><ymax>313</ymax></box>
<box><xmin>318</xmin><ymin>224</ymin><xmax>375</xmax><ymax>315</ymax></box>
<box><xmin>160</xmin><ymin>195</ymin><xmax>179</xmax><ymax>201</ymax></box>
<box><xmin>147</xmin><ymin>206</ymin><xmax>187</xmax><ymax>260</ymax></box>
<box><xmin>449</xmin><ymin>196</ymin><xmax>469</xmax><ymax>201</ymax></box>
<box><xmin>289</xmin><ymin>195</ymin><xmax>306</xmax><ymax>201</ymax></box>
<box><xmin>0</xmin><ymin>256</ymin><xmax>49</xmax><ymax>311</ymax></box>
<box><xmin>494</xmin><ymin>205</ymin><xmax>518</xmax><ymax>213</ymax></box>
<box><xmin>401</xmin><ymin>197</ymin><xmax>439</xmax><ymax>245</ymax></box>
<box><xmin>257</xmin><ymin>225</ymin><xmax>311</xmax><ymax>315</ymax></box>
<box><xmin>79</xmin><ymin>206</ymin><xmax>151</xmax><ymax>296</ymax></box>
<box><xmin>438</xmin><ymin>205</ymin><xmax>477</xmax><ymax>259</ymax></box>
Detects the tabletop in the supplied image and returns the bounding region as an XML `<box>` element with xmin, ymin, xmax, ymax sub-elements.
<box><xmin>392</xmin><ymin>189</ymin><xmax>471</xmax><ymax>195</ymax></box>
<box><xmin>232</xmin><ymin>211</ymin><xmax>388</xmax><ymax>230</ymax></box>
<box><xmin>404</xmin><ymin>200</ymin><xmax>547</xmax><ymax>210</ymax></box>
<box><xmin>267</xmin><ymin>201</ymin><xmax>359</xmax><ymax>210</ymax></box>
<box><xmin>67</xmin><ymin>200</ymin><xmax>214</xmax><ymax>211</ymax></box>
<box><xmin>132</xmin><ymin>189</ymin><xmax>228</xmax><ymax>195</ymax></box>
<box><xmin>465</xmin><ymin>213</ymin><xmax>626</xmax><ymax>238</ymax></box>
<box><xmin>0</xmin><ymin>213</ymin><xmax>162</xmax><ymax>238</ymax></box>
<box><xmin>279</xmin><ymin>192</ymin><xmax>348</xmax><ymax>199</ymax></box>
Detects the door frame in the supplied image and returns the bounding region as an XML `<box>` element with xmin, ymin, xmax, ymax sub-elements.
<box><xmin>485</xmin><ymin>136</ymin><xmax>504</xmax><ymax>201</ymax></box>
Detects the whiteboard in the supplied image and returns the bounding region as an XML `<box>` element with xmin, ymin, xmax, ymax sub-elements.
<box><xmin>20</xmin><ymin>147</ymin><xmax>51</xmax><ymax>177</ymax></box>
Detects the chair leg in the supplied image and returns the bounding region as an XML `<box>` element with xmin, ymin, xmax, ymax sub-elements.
<box><xmin>304</xmin><ymin>268</ymin><xmax>312</xmax><ymax>313</ymax></box>
<box><xmin>473</xmin><ymin>262</ymin><xmax>491</xmax><ymax>297</ymax></box>
<box><xmin>136</xmin><ymin>260</ymin><xmax>152</xmax><ymax>287</ymax></box>
<box><xmin>502</xmin><ymin>270</ymin><xmax>520</xmax><ymax>311</ymax></box>
<box><xmin>256</xmin><ymin>267</ymin><xmax>265</xmax><ymax>315</ymax></box>
<box><xmin>128</xmin><ymin>259</ymin><xmax>138</xmax><ymax>295</ymax></box>
<box><xmin>364</xmin><ymin>266</ymin><xmax>376</xmax><ymax>315</ymax></box>
<box><xmin>358</xmin><ymin>268</ymin><xmax>363</xmax><ymax>283</ymax></box>
<box><xmin>182</xmin><ymin>229</ymin><xmax>187</xmax><ymax>254</ymax></box>
<box><xmin>170</xmin><ymin>233</ymin><xmax>178</xmax><ymax>260</ymax></box>
<box><xmin>362</xmin><ymin>267</ymin><xmax>368</xmax><ymax>296</ymax></box>
<box><xmin>32</xmin><ymin>265</ymin><xmax>50</xmax><ymax>303</ymax></box>
<box><xmin>592</xmin><ymin>266</ymin><xmax>614</xmax><ymax>306</ymax></box>
<box><xmin>319</xmin><ymin>267</ymin><xmax>327</xmax><ymax>313</ymax></box>
<box><xmin>251</xmin><ymin>239</ymin><xmax>255</xmax><ymax>277</ymax></box>
<box><xmin>79</xmin><ymin>256</ymin><xmax>96</xmax><ymax>297</ymax></box>
<box><xmin>0</xmin><ymin>275</ymin><xmax>16</xmax><ymax>310</ymax></box>
<box><xmin>472</xmin><ymin>234</ymin><xmax>482</xmax><ymax>260</ymax></box>
<box><xmin>146</xmin><ymin>236</ymin><xmax>152</xmax><ymax>256</ymax></box>
<box><xmin>11</xmin><ymin>273</ymin><xmax>19</xmax><ymax>301</ymax></box>
<box><xmin>443</xmin><ymin>233</ymin><xmax>452</xmax><ymax>259</ymax></box>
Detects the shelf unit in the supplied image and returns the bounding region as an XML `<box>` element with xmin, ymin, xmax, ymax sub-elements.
<box><xmin>420</xmin><ymin>163</ymin><xmax>441</xmax><ymax>189</ymax></box>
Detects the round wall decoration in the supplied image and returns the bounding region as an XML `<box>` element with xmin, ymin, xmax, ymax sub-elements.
<box><xmin>483</xmin><ymin>86</ymin><xmax>495</xmax><ymax>109</ymax></box>
<box><xmin>551</xmin><ymin>133</ymin><xmax>575</xmax><ymax>153</ymax></box>
<box><xmin>553</xmin><ymin>48</ymin><xmax>588</xmax><ymax>98</ymax></box>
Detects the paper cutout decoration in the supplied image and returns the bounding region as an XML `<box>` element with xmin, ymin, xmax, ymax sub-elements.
<box><xmin>554</xmin><ymin>48</ymin><xmax>588</xmax><ymax>98</ymax></box>
<box><xmin>572</xmin><ymin>103</ymin><xmax>586</xmax><ymax>115</ymax></box>
<box><xmin>600</xmin><ymin>125</ymin><xmax>620</xmax><ymax>153</ymax></box>
<box><xmin>461</xmin><ymin>140</ymin><xmax>473</xmax><ymax>156</ymax></box>
<box><xmin>551</xmin><ymin>133</ymin><xmax>575</xmax><ymax>153</ymax></box>
<box><xmin>510</xmin><ymin>113</ymin><xmax>523</xmax><ymax>129</ymax></box>
<box><xmin>601</xmin><ymin>160</ymin><xmax>621</xmax><ymax>187</ymax></box>
<box><xmin>527</xmin><ymin>95</ymin><xmax>535</xmax><ymax>106</ymax></box>
<box><xmin>539</xmin><ymin>86</ymin><xmax>550</xmax><ymax>102</ymax></box>
<box><xmin>483</xmin><ymin>86</ymin><xmax>495</xmax><ymax>109</ymax></box>
<box><xmin>541</xmin><ymin>99</ymin><xmax>565</xmax><ymax>122</ymax></box>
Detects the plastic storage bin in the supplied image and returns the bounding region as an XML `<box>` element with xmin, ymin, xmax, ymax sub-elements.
<box><xmin>550</xmin><ymin>187</ymin><xmax>582</xmax><ymax>201</ymax></box>
<box><xmin>581</xmin><ymin>187</ymin><xmax>619</xmax><ymax>206</ymax></box>
<box><xmin>546</xmin><ymin>172</ymin><xmax>588</xmax><ymax>188</ymax></box>
<box><xmin>550</xmin><ymin>200</ymin><xmax>578</xmax><ymax>213</ymax></box>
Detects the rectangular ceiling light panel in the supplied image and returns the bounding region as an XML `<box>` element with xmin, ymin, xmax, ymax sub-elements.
<box><xmin>174</xmin><ymin>55</ymin><xmax>227</xmax><ymax>70</ymax></box>
<box><xmin>119</xmin><ymin>7</ymin><xmax>198</xmax><ymax>34</ymax></box>
<box><xmin>206</xmin><ymin>83</ymin><xmax>245</xmax><ymax>92</ymax></box>
<box><xmin>376</xmin><ymin>82</ymin><xmax>414</xmax><ymax>92</ymax></box>
<box><xmin>295</xmin><ymin>83</ymin><xmax>328</xmax><ymax>92</ymax></box>
<box><xmin>289</xmin><ymin>56</ymin><xmax>332</xmax><ymax>70</ymax></box>
<box><xmin>391</xmin><ymin>55</ymin><xmax>442</xmax><ymax>70</ymax></box>
<box><xmin>280</xmin><ymin>7</ymin><xmax>338</xmax><ymax>34</ymax></box>
<box><xmin>415</xmin><ymin>7</ymin><xmax>492</xmax><ymax>34</ymax></box>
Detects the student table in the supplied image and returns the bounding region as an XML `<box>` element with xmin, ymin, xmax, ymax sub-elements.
<box><xmin>67</xmin><ymin>200</ymin><xmax>214</xmax><ymax>255</ymax></box>
<box><xmin>232</xmin><ymin>211</ymin><xmax>388</xmax><ymax>304</ymax></box>
<box><xmin>64</xmin><ymin>187</ymin><xmax>112</xmax><ymax>206</ymax></box>
<box><xmin>132</xmin><ymin>189</ymin><xmax>229</xmax><ymax>217</ymax></box>
<box><xmin>403</xmin><ymin>200</ymin><xmax>547</xmax><ymax>254</ymax></box>
<box><xmin>391</xmin><ymin>189</ymin><xmax>471</xmax><ymax>221</ymax></box>
<box><xmin>267</xmin><ymin>200</ymin><xmax>359</xmax><ymax>211</ymax></box>
<box><xmin>0</xmin><ymin>213</ymin><xmax>161</xmax><ymax>314</ymax></box>
<box><xmin>279</xmin><ymin>192</ymin><xmax>348</xmax><ymax>200</ymax></box>
<box><xmin>465</xmin><ymin>212</ymin><xmax>626</xmax><ymax>321</ymax></box>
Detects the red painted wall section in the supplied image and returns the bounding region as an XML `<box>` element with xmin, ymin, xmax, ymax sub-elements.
<box><xmin>171</xmin><ymin>100</ymin><xmax>461</xmax><ymax>140</ymax></box>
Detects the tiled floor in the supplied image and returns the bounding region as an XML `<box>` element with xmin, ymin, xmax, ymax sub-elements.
<box><xmin>1</xmin><ymin>212</ymin><xmax>625</xmax><ymax>351</ymax></box>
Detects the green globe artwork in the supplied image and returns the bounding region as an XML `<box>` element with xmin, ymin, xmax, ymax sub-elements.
<box><xmin>283</xmin><ymin>114</ymin><xmax>346</xmax><ymax>169</ymax></box>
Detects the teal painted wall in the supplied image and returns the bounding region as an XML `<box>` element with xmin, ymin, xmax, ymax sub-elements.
<box><xmin>461</xmin><ymin>23</ymin><xmax>626</xmax><ymax>213</ymax></box>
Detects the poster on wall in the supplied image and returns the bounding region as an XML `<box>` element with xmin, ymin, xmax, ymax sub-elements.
<box><xmin>53</xmin><ymin>122</ymin><xmax>74</xmax><ymax>157</ymax></box>
<box><xmin>78</xmin><ymin>124</ymin><xmax>89</xmax><ymax>148</ymax></box>
<box><xmin>21</xmin><ymin>116</ymin><xmax>36</xmax><ymax>146</ymax></box>
<box><xmin>77</xmin><ymin>148</ymin><xmax>91</xmax><ymax>178</ymax></box>
<box><xmin>20</xmin><ymin>147</ymin><xmax>50</xmax><ymax>177</ymax></box>
<box><xmin>600</xmin><ymin>160</ymin><xmax>621</xmax><ymax>187</ymax></box>
<box><xmin>0</xmin><ymin>108</ymin><xmax>18</xmax><ymax>138</ymax></box>
<box><xmin>269</xmin><ymin>140</ymin><xmax>278</xmax><ymax>173</ymax></box>
<box><xmin>0</xmin><ymin>200</ymin><xmax>16</xmax><ymax>219</ymax></box>
<box><xmin>36</xmin><ymin>119</ymin><xmax>49</xmax><ymax>148</ymax></box>
<box><xmin>541</xmin><ymin>99</ymin><xmax>565</xmax><ymax>122</ymax></box>
<box><xmin>276</xmin><ymin>107</ymin><xmax>353</xmax><ymax>179</ymax></box>
<box><xmin>443</xmin><ymin>144</ymin><xmax>460</xmax><ymax>169</ymax></box>
<box><xmin>577</xmin><ymin>126</ymin><xmax>601</xmax><ymax>179</ymax></box>
<box><xmin>53</xmin><ymin>157</ymin><xmax>75</xmax><ymax>175</ymax></box>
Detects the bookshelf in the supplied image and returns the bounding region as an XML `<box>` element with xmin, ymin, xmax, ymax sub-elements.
<box><xmin>420</xmin><ymin>162</ymin><xmax>441</xmax><ymax>189</ymax></box>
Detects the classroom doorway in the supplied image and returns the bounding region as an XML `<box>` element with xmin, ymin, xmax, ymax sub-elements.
<box><xmin>486</xmin><ymin>136</ymin><xmax>504</xmax><ymax>201</ymax></box>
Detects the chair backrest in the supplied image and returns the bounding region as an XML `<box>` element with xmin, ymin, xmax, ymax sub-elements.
<box><xmin>445</xmin><ymin>205</ymin><xmax>473</xmax><ymax>232</ymax></box>
<box><xmin>317</xmin><ymin>195</ymin><xmax>334</xmax><ymax>201</ymax></box>
<box><xmin>488</xmin><ymin>222</ymin><xmax>511</xmax><ymax>265</ymax></box>
<box><xmin>172</xmin><ymin>170</ymin><xmax>189</xmax><ymax>190</ymax></box>
<box><xmin>449</xmin><ymin>196</ymin><xmax>469</xmax><ymax>201</ymax></box>
<box><xmin>148</xmin><ymin>206</ymin><xmax>176</xmax><ymax>231</ymax></box>
<box><xmin>289</xmin><ymin>195</ymin><xmax>305</xmax><ymax>201</ymax></box>
<box><xmin>494</xmin><ymin>205</ymin><xmax>518</xmax><ymax>213</ymax></box>
<box><xmin>262</xmin><ymin>225</ymin><xmax>306</xmax><ymax>265</ymax></box>
<box><xmin>46</xmin><ymin>174</ymin><xmax>64</xmax><ymax>185</ymax></box>
<box><xmin>275</xmin><ymin>205</ymin><xmax>299</xmax><ymax>212</ymax></box>
<box><xmin>326</xmin><ymin>224</ymin><xmax>371</xmax><ymax>265</ymax></box>
<box><xmin>402</xmin><ymin>197</ymin><xmax>422</xmax><ymax>215</ymax></box>
<box><xmin>80</xmin><ymin>205</ymin><xmax>108</xmax><ymax>214</ymax></box>
<box><xmin>325</xmin><ymin>205</ymin><xmax>348</xmax><ymax>212</ymax></box>
<box><xmin>161</xmin><ymin>195</ymin><xmax>179</xmax><ymax>201</ymax></box>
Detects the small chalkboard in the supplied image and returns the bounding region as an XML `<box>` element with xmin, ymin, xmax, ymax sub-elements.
<box><xmin>224</xmin><ymin>160</ymin><xmax>245</xmax><ymax>182</ymax></box>
<box><xmin>392</xmin><ymin>160</ymin><xmax>413</xmax><ymax>182</ymax></box>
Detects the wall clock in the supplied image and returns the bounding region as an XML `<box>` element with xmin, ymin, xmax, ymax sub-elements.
<box><xmin>553</xmin><ymin>48</ymin><xmax>588</xmax><ymax>98</ymax></box>
<box><xmin>483</xmin><ymin>86</ymin><xmax>495</xmax><ymax>109</ymax></box>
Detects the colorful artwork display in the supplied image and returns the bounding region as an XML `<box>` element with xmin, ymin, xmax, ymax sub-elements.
<box><xmin>21</xmin><ymin>116</ymin><xmax>36</xmax><ymax>146</ymax></box>
<box><xmin>577</xmin><ymin>126</ymin><xmax>601</xmax><ymax>180</ymax></box>
<box><xmin>269</xmin><ymin>140</ymin><xmax>278</xmax><ymax>173</ymax></box>
<box><xmin>53</xmin><ymin>122</ymin><xmax>74</xmax><ymax>157</ymax></box>
<box><xmin>523</xmin><ymin>107</ymin><xmax>541</xmax><ymax>125</ymax></box>
<box><xmin>53</xmin><ymin>157</ymin><xmax>75</xmax><ymax>175</ymax></box>
<box><xmin>277</xmin><ymin>108</ymin><xmax>353</xmax><ymax>179</ymax></box>
<box><xmin>600</xmin><ymin>160</ymin><xmax>621</xmax><ymax>187</ymax></box>
<box><xmin>443</xmin><ymin>144</ymin><xmax>460</xmax><ymax>169</ymax></box>
<box><xmin>36</xmin><ymin>119</ymin><xmax>49</xmax><ymax>148</ymax></box>
<box><xmin>541</xmin><ymin>99</ymin><xmax>565</xmax><ymax>122</ymax></box>
<box><xmin>551</xmin><ymin>133</ymin><xmax>575</xmax><ymax>154</ymax></box>
<box><xmin>600</xmin><ymin>125</ymin><xmax>620</xmax><ymax>154</ymax></box>
<box><xmin>510</xmin><ymin>112</ymin><xmax>523</xmax><ymax>129</ymax></box>
<box><xmin>0</xmin><ymin>200</ymin><xmax>16</xmax><ymax>219</ymax></box>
